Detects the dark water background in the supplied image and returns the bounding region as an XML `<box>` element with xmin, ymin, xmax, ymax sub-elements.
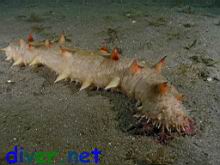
<box><xmin>0</xmin><ymin>0</ymin><xmax>220</xmax><ymax>7</ymax></box>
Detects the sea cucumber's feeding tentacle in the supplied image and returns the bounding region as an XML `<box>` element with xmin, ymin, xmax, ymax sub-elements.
<box><xmin>0</xmin><ymin>34</ymin><xmax>196</xmax><ymax>142</ymax></box>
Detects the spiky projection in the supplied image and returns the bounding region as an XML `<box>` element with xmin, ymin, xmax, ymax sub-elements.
<box><xmin>0</xmin><ymin>33</ymin><xmax>196</xmax><ymax>143</ymax></box>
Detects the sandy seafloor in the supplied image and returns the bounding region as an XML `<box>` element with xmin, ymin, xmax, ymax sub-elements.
<box><xmin>0</xmin><ymin>0</ymin><xmax>220</xmax><ymax>165</ymax></box>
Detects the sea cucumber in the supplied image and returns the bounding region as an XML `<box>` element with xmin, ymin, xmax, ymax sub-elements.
<box><xmin>0</xmin><ymin>33</ymin><xmax>196</xmax><ymax>143</ymax></box>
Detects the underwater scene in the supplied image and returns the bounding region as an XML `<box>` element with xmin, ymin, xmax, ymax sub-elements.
<box><xmin>0</xmin><ymin>0</ymin><xmax>219</xmax><ymax>165</ymax></box>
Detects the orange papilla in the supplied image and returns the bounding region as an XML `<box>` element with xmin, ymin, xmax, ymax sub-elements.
<box><xmin>159</xmin><ymin>56</ymin><xmax>167</xmax><ymax>65</ymax></box>
<box><xmin>111</xmin><ymin>48</ymin><xmax>120</xmax><ymax>61</ymax></box>
<box><xmin>130</xmin><ymin>60</ymin><xmax>143</xmax><ymax>74</ymax></box>
<box><xmin>28</xmin><ymin>33</ymin><xmax>34</xmax><ymax>42</ymax></box>
<box><xmin>159</xmin><ymin>82</ymin><xmax>169</xmax><ymax>95</ymax></box>
<box><xmin>100</xmin><ymin>47</ymin><xmax>109</xmax><ymax>53</ymax></box>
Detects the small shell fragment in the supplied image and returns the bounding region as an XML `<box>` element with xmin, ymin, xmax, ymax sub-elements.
<box><xmin>207</xmin><ymin>77</ymin><xmax>212</xmax><ymax>82</ymax></box>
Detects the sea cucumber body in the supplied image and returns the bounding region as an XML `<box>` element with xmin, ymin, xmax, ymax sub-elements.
<box><xmin>1</xmin><ymin>39</ymin><xmax>195</xmax><ymax>137</ymax></box>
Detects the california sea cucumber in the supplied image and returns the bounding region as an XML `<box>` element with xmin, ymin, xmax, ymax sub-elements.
<box><xmin>0</xmin><ymin>33</ymin><xmax>196</xmax><ymax>142</ymax></box>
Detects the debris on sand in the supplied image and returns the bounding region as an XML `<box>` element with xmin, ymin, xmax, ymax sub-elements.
<box><xmin>147</xmin><ymin>17</ymin><xmax>167</xmax><ymax>27</ymax></box>
<box><xmin>7</xmin><ymin>80</ymin><xmax>15</xmax><ymax>84</ymax></box>
<box><xmin>16</xmin><ymin>12</ymin><xmax>44</xmax><ymax>23</ymax></box>
<box><xmin>145</xmin><ymin>148</ymin><xmax>176</xmax><ymax>165</ymax></box>
<box><xmin>183</xmin><ymin>23</ymin><xmax>195</xmax><ymax>28</ymax></box>
<box><xmin>167</xmin><ymin>31</ymin><xmax>181</xmax><ymax>40</ymax></box>
<box><xmin>104</xmin><ymin>28</ymin><xmax>120</xmax><ymax>44</ymax></box>
<box><xmin>123</xmin><ymin>9</ymin><xmax>144</xmax><ymax>19</ymax></box>
<box><xmin>188</xmin><ymin>56</ymin><xmax>220</xmax><ymax>81</ymax></box>
<box><xmin>177</xmin><ymin>5</ymin><xmax>194</xmax><ymax>14</ymax></box>
<box><xmin>31</xmin><ymin>25</ymin><xmax>52</xmax><ymax>35</ymax></box>
<box><xmin>131</xmin><ymin>20</ymin><xmax>136</xmax><ymax>24</ymax></box>
<box><xmin>175</xmin><ymin>64</ymin><xmax>211</xmax><ymax>82</ymax></box>
<box><xmin>184</xmin><ymin>39</ymin><xmax>197</xmax><ymax>50</ymax></box>
<box><xmin>189</xmin><ymin>56</ymin><xmax>218</xmax><ymax>67</ymax></box>
<box><xmin>26</xmin><ymin>12</ymin><xmax>44</xmax><ymax>23</ymax></box>
<box><xmin>207</xmin><ymin>77</ymin><xmax>213</xmax><ymax>82</ymax></box>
